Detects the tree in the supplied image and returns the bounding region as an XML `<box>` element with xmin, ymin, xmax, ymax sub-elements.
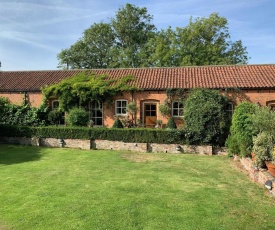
<box><xmin>57</xmin><ymin>22</ymin><xmax>116</xmax><ymax>69</ymax></box>
<box><xmin>184</xmin><ymin>89</ymin><xmax>230</xmax><ymax>145</ymax></box>
<box><xmin>145</xmin><ymin>27</ymin><xmax>179</xmax><ymax>67</ymax></box>
<box><xmin>57</xmin><ymin>5</ymin><xmax>248</xmax><ymax>69</ymax></box>
<box><xmin>111</xmin><ymin>3</ymin><xmax>156</xmax><ymax>68</ymax></box>
<box><xmin>176</xmin><ymin>13</ymin><xmax>248</xmax><ymax>66</ymax></box>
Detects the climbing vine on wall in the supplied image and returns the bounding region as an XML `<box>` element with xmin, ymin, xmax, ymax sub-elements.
<box><xmin>42</xmin><ymin>71</ymin><xmax>139</xmax><ymax>112</ymax></box>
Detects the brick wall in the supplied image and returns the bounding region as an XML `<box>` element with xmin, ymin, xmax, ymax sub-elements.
<box><xmin>0</xmin><ymin>92</ymin><xmax>43</xmax><ymax>107</ymax></box>
<box><xmin>240</xmin><ymin>157</ymin><xmax>275</xmax><ymax>196</ymax></box>
<box><xmin>2</xmin><ymin>89</ymin><xmax>275</xmax><ymax>127</ymax></box>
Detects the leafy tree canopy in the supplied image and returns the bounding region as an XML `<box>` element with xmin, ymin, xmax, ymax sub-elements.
<box><xmin>57</xmin><ymin>4</ymin><xmax>248</xmax><ymax>69</ymax></box>
<box><xmin>42</xmin><ymin>72</ymin><xmax>138</xmax><ymax>112</ymax></box>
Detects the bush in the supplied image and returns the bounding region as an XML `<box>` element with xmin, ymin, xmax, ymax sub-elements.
<box><xmin>112</xmin><ymin>118</ymin><xmax>124</xmax><ymax>128</ymax></box>
<box><xmin>0</xmin><ymin>125</ymin><xmax>187</xmax><ymax>144</ymax></box>
<box><xmin>90</xmin><ymin>128</ymin><xmax>186</xmax><ymax>144</ymax></box>
<box><xmin>35</xmin><ymin>126</ymin><xmax>91</xmax><ymax>139</ymax></box>
<box><xmin>226</xmin><ymin>102</ymin><xmax>257</xmax><ymax>157</ymax></box>
<box><xmin>252</xmin><ymin>132</ymin><xmax>273</xmax><ymax>168</ymax></box>
<box><xmin>250</xmin><ymin>106</ymin><xmax>275</xmax><ymax>167</ymax></box>
<box><xmin>48</xmin><ymin>110</ymin><xmax>63</xmax><ymax>126</ymax></box>
<box><xmin>159</xmin><ymin>103</ymin><xmax>171</xmax><ymax>117</ymax></box>
<box><xmin>184</xmin><ymin>89</ymin><xmax>230</xmax><ymax>145</ymax></box>
<box><xmin>0</xmin><ymin>124</ymin><xmax>34</xmax><ymax>137</ymax></box>
<box><xmin>66</xmin><ymin>107</ymin><xmax>89</xmax><ymax>126</ymax></box>
<box><xmin>166</xmin><ymin>117</ymin><xmax>177</xmax><ymax>129</ymax></box>
<box><xmin>0</xmin><ymin>102</ymin><xmax>45</xmax><ymax>126</ymax></box>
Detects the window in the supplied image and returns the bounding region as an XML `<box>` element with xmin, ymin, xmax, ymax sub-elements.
<box><xmin>90</xmin><ymin>101</ymin><xmax>103</xmax><ymax>126</ymax></box>
<box><xmin>145</xmin><ymin>104</ymin><xmax>156</xmax><ymax>116</ymax></box>
<box><xmin>52</xmin><ymin>100</ymin><xmax>60</xmax><ymax>110</ymax></box>
<box><xmin>51</xmin><ymin>100</ymin><xmax>65</xmax><ymax>125</ymax></box>
<box><xmin>172</xmin><ymin>101</ymin><xmax>184</xmax><ymax>117</ymax></box>
<box><xmin>267</xmin><ymin>101</ymin><xmax>275</xmax><ymax>111</ymax></box>
<box><xmin>115</xmin><ymin>100</ymin><xmax>128</xmax><ymax>115</ymax></box>
<box><xmin>226</xmin><ymin>102</ymin><xmax>234</xmax><ymax>117</ymax></box>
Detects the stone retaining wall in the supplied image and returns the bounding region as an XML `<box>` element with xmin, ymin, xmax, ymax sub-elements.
<box><xmin>0</xmin><ymin>137</ymin><xmax>212</xmax><ymax>154</ymax></box>
<box><xmin>92</xmin><ymin>140</ymin><xmax>148</xmax><ymax>152</ymax></box>
<box><xmin>240</xmin><ymin>157</ymin><xmax>275</xmax><ymax>196</ymax></box>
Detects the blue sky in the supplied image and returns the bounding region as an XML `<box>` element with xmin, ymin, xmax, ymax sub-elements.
<box><xmin>0</xmin><ymin>0</ymin><xmax>274</xmax><ymax>71</ymax></box>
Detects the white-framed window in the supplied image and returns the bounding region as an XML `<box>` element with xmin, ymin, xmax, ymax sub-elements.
<box><xmin>115</xmin><ymin>100</ymin><xmax>128</xmax><ymax>115</ymax></box>
<box><xmin>52</xmin><ymin>100</ymin><xmax>60</xmax><ymax>110</ymax></box>
<box><xmin>172</xmin><ymin>101</ymin><xmax>184</xmax><ymax>117</ymax></box>
<box><xmin>89</xmin><ymin>101</ymin><xmax>103</xmax><ymax>126</ymax></box>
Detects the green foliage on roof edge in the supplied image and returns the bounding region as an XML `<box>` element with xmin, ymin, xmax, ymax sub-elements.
<box><xmin>42</xmin><ymin>71</ymin><xmax>139</xmax><ymax>112</ymax></box>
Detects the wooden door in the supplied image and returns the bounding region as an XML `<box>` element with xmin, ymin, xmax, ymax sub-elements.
<box><xmin>145</xmin><ymin>104</ymin><xmax>157</xmax><ymax>128</ymax></box>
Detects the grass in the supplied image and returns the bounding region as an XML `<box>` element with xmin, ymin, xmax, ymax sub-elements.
<box><xmin>0</xmin><ymin>145</ymin><xmax>275</xmax><ymax>230</ymax></box>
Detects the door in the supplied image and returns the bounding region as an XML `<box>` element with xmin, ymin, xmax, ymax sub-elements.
<box><xmin>144</xmin><ymin>104</ymin><xmax>157</xmax><ymax>128</ymax></box>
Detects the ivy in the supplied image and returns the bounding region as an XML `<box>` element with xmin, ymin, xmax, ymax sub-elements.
<box><xmin>42</xmin><ymin>71</ymin><xmax>139</xmax><ymax>111</ymax></box>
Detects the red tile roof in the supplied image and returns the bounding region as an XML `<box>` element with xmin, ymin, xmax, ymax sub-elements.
<box><xmin>1</xmin><ymin>64</ymin><xmax>275</xmax><ymax>92</ymax></box>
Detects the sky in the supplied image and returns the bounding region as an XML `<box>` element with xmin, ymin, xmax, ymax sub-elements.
<box><xmin>0</xmin><ymin>0</ymin><xmax>274</xmax><ymax>71</ymax></box>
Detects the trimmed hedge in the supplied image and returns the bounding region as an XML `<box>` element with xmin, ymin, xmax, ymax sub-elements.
<box><xmin>34</xmin><ymin>126</ymin><xmax>91</xmax><ymax>140</ymax></box>
<box><xmin>90</xmin><ymin>128</ymin><xmax>186</xmax><ymax>144</ymax></box>
<box><xmin>0</xmin><ymin>125</ymin><xmax>187</xmax><ymax>144</ymax></box>
<box><xmin>0</xmin><ymin>124</ymin><xmax>34</xmax><ymax>138</ymax></box>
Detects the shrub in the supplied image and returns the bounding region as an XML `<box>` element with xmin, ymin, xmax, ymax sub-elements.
<box><xmin>0</xmin><ymin>101</ymin><xmax>45</xmax><ymax>126</ymax></box>
<box><xmin>126</xmin><ymin>102</ymin><xmax>139</xmax><ymax>126</ymax></box>
<box><xmin>252</xmin><ymin>132</ymin><xmax>273</xmax><ymax>168</ymax></box>
<box><xmin>35</xmin><ymin>126</ymin><xmax>91</xmax><ymax>139</ymax></box>
<box><xmin>48</xmin><ymin>110</ymin><xmax>63</xmax><ymax>126</ymax></box>
<box><xmin>184</xmin><ymin>89</ymin><xmax>230</xmax><ymax>145</ymax></box>
<box><xmin>226</xmin><ymin>102</ymin><xmax>257</xmax><ymax>157</ymax></box>
<box><xmin>0</xmin><ymin>125</ymin><xmax>187</xmax><ymax>144</ymax></box>
<box><xmin>66</xmin><ymin>107</ymin><xmax>89</xmax><ymax>126</ymax></box>
<box><xmin>90</xmin><ymin>128</ymin><xmax>186</xmax><ymax>144</ymax></box>
<box><xmin>166</xmin><ymin>117</ymin><xmax>177</xmax><ymax>129</ymax></box>
<box><xmin>0</xmin><ymin>124</ymin><xmax>34</xmax><ymax>137</ymax></box>
<box><xmin>251</xmin><ymin>106</ymin><xmax>275</xmax><ymax>167</ymax></box>
<box><xmin>112</xmin><ymin>118</ymin><xmax>124</xmax><ymax>128</ymax></box>
<box><xmin>159</xmin><ymin>103</ymin><xmax>171</xmax><ymax>117</ymax></box>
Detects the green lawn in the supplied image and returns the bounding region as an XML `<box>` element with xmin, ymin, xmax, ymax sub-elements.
<box><xmin>0</xmin><ymin>145</ymin><xmax>274</xmax><ymax>230</ymax></box>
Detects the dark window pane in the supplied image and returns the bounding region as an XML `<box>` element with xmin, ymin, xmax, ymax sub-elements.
<box><xmin>173</xmin><ymin>102</ymin><xmax>178</xmax><ymax>108</ymax></box>
<box><xmin>97</xmin><ymin>110</ymin><xmax>102</xmax><ymax>117</ymax></box>
<box><xmin>151</xmin><ymin>104</ymin><xmax>156</xmax><ymax>110</ymax></box>
<box><xmin>151</xmin><ymin>111</ymin><xmax>156</xmax><ymax>116</ymax></box>
<box><xmin>96</xmin><ymin>118</ymin><xmax>103</xmax><ymax>125</ymax></box>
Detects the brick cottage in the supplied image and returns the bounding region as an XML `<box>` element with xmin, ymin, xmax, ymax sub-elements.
<box><xmin>1</xmin><ymin>64</ymin><xmax>275</xmax><ymax>127</ymax></box>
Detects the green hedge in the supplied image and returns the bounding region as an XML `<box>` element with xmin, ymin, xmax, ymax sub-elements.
<box><xmin>34</xmin><ymin>126</ymin><xmax>91</xmax><ymax>140</ymax></box>
<box><xmin>0</xmin><ymin>124</ymin><xmax>34</xmax><ymax>138</ymax></box>
<box><xmin>90</xmin><ymin>128</ymin><xmax>186</xmax><ymax>144</ymax></box>
<box><xmin>0</xmin><ymin>125</ymin><xmax>187</xmax><ymax>144</ymax></box>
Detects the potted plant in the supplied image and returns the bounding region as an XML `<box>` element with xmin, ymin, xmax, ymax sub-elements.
<box><xmin>266</xmin><ymin>147</ymin><xmax>275</xmax><ymax>177</ymax></box>
<box><xmin>252</xmin><ymin>106</ymin><xmax>275</xmax><ymax>176</ymax></box>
